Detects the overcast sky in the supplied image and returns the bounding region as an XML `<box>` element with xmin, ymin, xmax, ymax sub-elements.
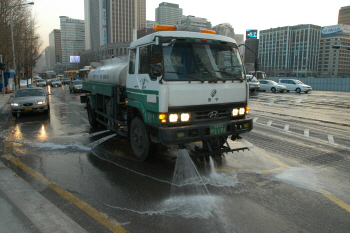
<box><xmin>30</xmin><ymin>0</ymin><xmax>349</xmax><ymax>50</ymax></box>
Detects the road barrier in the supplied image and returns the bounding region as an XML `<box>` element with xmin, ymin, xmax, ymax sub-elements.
<box><xmin>267</xmin><ymin>77</ymin><xmax>350</xmax><ymax>92</ymax></box>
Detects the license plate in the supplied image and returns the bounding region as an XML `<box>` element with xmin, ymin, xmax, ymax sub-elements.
<box><xmin>210</xmin><ymin>123</ymin><xmax>227</xmax><ymax>135</ymax></box>
<box><xmin>24</xmin><ymin>107</ymin><xmax>32</xmax><ymax>111</ymax></box>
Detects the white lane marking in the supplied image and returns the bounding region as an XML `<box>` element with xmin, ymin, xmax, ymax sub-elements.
<box><xmin>253</xmin><ymin>117</ymin><xmax>259</xmax><ymax>123</ymax></box>
<box><xmin>284</xmin><ymin>124</ymin><xmax>289</xmax><ymax>131</ymax></box>
<box><xmin>327</xmin><ymin>135</ymin><xmax>335</xmax><ymax>144</ymax></box>
<box><xmin>267</xmin><ymin>120</ymin><xmax>272</xmax><ymax>126</ymax></box>
<box><xmin>254</xmin><ymin>122</ymin><xmax>350</xmax><ymax>150</ymax></box>
<box><xmin>304</xmin><ymin>129</ymin><xmax>309</xmax><ymax>137</ymax></box>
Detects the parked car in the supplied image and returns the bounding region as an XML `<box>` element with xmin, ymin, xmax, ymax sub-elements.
<box><xmin>10</xmin><ymin>87</ymin><xmax>50</xmax><ymax>116</ymax></box>
<box><xmin>62</xmin><ymin>78</ymin><xmax>71</xmax><ymax>85</ymax></box>
<box><xmin>247</xmin><ymin>75</ymin><xmax>260</xmax><ymax>92</ymax></box>
<box><xmin>50</xmin><ymin>79</ymin><xmax>62</xmax><ymax>87</ymax></box>
<box><xmin>278</xmin><ymin>79</ymin><xmax>312</xmax><ymax>93</ymax></box>
<box><xmin>36</xmin><ymin>79</ymin><xmax>47</xmax><ymax>87</ymax></box>
<box><xmin>69</xmin><ymin>80</ymin><xmax>83</xmax><ymax>93</ymax></box>
<box><xmin>259</xmin><ymin>80</ymin><xmax>287</xmax><ymax>93</ymax></box>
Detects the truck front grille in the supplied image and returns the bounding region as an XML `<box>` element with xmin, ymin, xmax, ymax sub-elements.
<box><xmin>193</xmin><ymin>108</ymin><xmax>231</xmax><ymax>122</ymax></box>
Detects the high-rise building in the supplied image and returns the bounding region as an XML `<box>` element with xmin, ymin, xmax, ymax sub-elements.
<box><xmin>155</xmin><ymin>2</ymin><xmax>182</xmax><ymax>25</ymax></box>
<box><xmin>60</xmin><ymin>16</ymin><xmax>85</xmax><ymax>65</ymax></box>
<box><xmin>84</xmin><ymin>0</ymin><xmax>146</xmax><ymax>50</ymax></box>
<box><xmin>338</xmin><ymin>5</ymin><xmax>350</xmax><ymax>25</ymax></box>
<box><xmin>49</xmin><ymin>29</ymin><xmax>62</xmax><ymax>64</ymax></box>
<box><xmin>212</xmin><ymin>23</ymin><xmax>235</xmax><ymax>38</ymax></box>
<box><xmin>44</xmin><ymin>46</ymin><xmax>54</xmax><ymax>71</ymax></box>
<box><xmin>181</xmin><ymin>16</ymin><xmax>211</xmax><ymax>29</ymax></box>
<box><xmin>259</xmin><ymin>24</ymin><xmax>321</xmax><ymax>77</ymax></box>
<box><xmin>318</xmin><ymin>24</ymin><xmax>350</xmax><ymax>78</ymax></box>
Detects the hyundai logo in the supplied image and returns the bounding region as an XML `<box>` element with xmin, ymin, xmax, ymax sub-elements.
<box><xmin>208</xmin><ymin>111</ymin><xmax>219</xmax><ymax>118</ymax></box>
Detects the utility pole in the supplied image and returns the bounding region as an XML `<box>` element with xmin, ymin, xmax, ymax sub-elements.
<box><xmin>0</xmin><ymin>55</ymin><xmax>5</xmax><ymax>95</ymax></box>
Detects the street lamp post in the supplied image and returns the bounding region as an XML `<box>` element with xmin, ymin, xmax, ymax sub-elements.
<box><xmin>7</xmin><ymin>2</ymin><xmax>34</xmax><ymax>90</ymax></box>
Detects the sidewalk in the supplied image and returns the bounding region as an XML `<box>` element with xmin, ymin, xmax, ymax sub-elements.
<box><xmin>0</xmin><ymin>87</ymin><xmax>87</xmax><ymax>232</ymax></box>
<box><xmin>0</xmin><ymin>93</ymin><xmax>12</xmax><ymax>113</ymax></box>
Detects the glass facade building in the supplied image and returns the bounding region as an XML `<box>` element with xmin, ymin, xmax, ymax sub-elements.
<box><xmin>60</xmin><ymin>17</ymin><xmax>85</xmax><ymax>65</ymax></box>
<box><xmin>259</xmin><ymin>24</ymin><xmax>321</xmax><ymax>77</ymax></box>
<box><xmin>155</xmin><ymin>2</ymin><xmax>182</xmax><ymax>25</ymax></box>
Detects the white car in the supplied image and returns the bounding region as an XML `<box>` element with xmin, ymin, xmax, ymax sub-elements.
<box><xmin>278</xmin><ymin>79</ymin><xmax>312</xmax><ymax>93</ymax></box>
<box><xmin>246</xmin><ymin>75</ymin><xmax>260</xmax><ymax>92</ymax></box>
<box><xmin>50</xmin><ymin>79</ymin><xmax>62</xmax><ymax>87</ymax></box>
<box><xmin>259</xmin><ymin>80</ymin><xmax>287</xmax><ymax>93</ymax></box>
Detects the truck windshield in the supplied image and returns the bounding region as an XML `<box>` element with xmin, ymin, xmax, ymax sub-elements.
<box><xmin>162</xmin><ymin>41</ymin><xmax>244</xmax><ymax>82</ymax></box>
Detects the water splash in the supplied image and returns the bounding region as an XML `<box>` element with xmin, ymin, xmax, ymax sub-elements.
<box><xmin>170</xmin><ymin>149</ymin><xmax>209</xmax><ymax>197</ymax></box>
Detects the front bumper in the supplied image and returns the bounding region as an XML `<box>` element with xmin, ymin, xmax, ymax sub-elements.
<box><xmin>11</xmin><ymin>104</ymin><xmax>48</xmax><ymax>113</ymax></box>
<box><xmin>156</xmin><ymin>118</ymin><xmax>253</xmax><ymax>145</ymax></box>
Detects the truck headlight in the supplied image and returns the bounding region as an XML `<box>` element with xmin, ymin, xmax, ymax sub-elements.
<box><xmin>181</xmin><ymin>113</ymin><xmax>190</xmax><ymax>122</ymax></box>
<box><xmin>232</xmin><ymin>108</ymin><xmax>238</xmax><ymax>116</ymax></box>
<box><xmin>11</xmin><ymin>103</ymin><xmax>19</xmax><ymax>106</ymax></box>
<box><xmin>239</xmin><ymin>107</ymin><xmax>245</xmax><ymax>115</ymax></box>
<box><xmin>169</xmin><ymin>114</ymin><xmax>179</xmax><ymax>122</ymax></box>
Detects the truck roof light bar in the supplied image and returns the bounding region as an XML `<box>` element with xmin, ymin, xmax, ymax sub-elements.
<box><xmin>154</xmin><ymin>25</ymin><xmax>216</xmax><ymax>34</ymax></box>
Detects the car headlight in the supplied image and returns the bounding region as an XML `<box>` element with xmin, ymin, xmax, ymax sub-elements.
<box><xmin>11</xmin><ymin>103</ymin><xmax>19</xmax><ymax>106</ymax></box>
<box><xmin>169</xmin><ymin>114</ymin><xmax>179</xmax><ymax>123</ymax></box>
<box><xmin>37</xmin><ymin>101</ymin><xmax>46</xmax><ymax>105</ymax></box>
<box><xmin>181</xmin><ymin>113</ymin><xmax>190</xmax><ymax>122</ymax></box>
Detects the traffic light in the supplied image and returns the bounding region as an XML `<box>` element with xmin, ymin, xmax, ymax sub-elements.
<box><xmin>0</xmin><ymin>63</ymin><xmax>5</xmax><ymax>70</ymax></box>
<box><xmin>332</xmin><ymin>45</ymin><xmax>341</xmax><ymax>49</ymax></box>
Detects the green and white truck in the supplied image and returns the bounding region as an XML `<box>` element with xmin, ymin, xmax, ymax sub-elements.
<box><xmin>81</xmin><ymin>25</ymin><xmax>253</xmax><ymax>160</ymax></box>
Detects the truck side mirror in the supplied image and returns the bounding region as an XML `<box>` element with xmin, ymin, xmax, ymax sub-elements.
<box><xmin>150</xmin><ymin>64</ymin><xmax>162</xmax><ymax>77</ymax></box>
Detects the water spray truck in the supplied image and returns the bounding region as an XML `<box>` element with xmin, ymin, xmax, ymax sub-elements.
<box><xmin>80</xmin><ymin>25</ymin><xmax>254</xmax><ymax>160</ymax></box>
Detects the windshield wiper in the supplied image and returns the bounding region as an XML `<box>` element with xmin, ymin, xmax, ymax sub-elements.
<box><xmin>213</xmin><ymin>70</ymin><xmax>243</xmax><ymax>82</ymax></box>
<box><xmin>165</xmin><ymin>71</ymin><xmax>205</xmax><ymax>83</ymax></box>
<box><xmin>198</xmin><ymin>71</ymin><xmax>226</xmax><ymax>82</ymax></box>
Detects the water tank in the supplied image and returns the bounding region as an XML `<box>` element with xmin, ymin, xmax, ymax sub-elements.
<box><xmin>87</xmin><ymin>62</ymin><xmax>128</xmax><ymax>85</ymax></box>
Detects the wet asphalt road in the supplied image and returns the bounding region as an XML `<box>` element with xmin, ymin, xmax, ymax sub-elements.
<box><xmin>1</xmin><ymin>86</ymin><xmax>350</xmax><ymax>233</ymax></box>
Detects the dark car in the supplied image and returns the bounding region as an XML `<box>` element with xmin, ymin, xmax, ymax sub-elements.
<box><xmin>62</xmin><ymin>78</ymin><xmax>71</xmax><ymax>85</ymax></box>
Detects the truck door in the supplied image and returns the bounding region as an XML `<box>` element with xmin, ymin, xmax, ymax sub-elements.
<box><xmin>136</xmin><ymin>45</ymin><xmax>160</xmax><ymax>112</ymax></box>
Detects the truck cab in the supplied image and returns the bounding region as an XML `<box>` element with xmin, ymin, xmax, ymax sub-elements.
<box><xmin>82</xmin><ymin>25</ymin><xmax>253</xmax><ymax>160</ymax></box>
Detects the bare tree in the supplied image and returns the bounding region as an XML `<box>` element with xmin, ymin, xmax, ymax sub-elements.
<box><xmin>0</xmin><ymin>0</ymin><xmax>43</xmax><ymax>79</ymax></box>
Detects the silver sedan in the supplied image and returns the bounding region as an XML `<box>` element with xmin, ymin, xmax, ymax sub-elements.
<box><xmin>259</xmin><ymin>80</ymin><xmax>287</xmax><ymax>93</ymax></box>
<box><xmin>10</xmin><ymin>87</ymin><xmax>50</xmax><ymax>116</ymax></box>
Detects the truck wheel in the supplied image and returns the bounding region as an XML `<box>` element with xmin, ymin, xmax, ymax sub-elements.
<box><xmin>296</xmin><ymin>88</ymin><xmax>301</xmax><ymax>93</ymax></box>
<box><xmin>271</xmin><ymin>87</ymin><xmax>276</xmax><ymax>93</ymax></box>
<box><xmin>87</xmin><ymin>100</ymin><xmax>98</xmax><ymax>127</ymax></box>
<box><xmin>130</xmin><ymin>117</ymin><xmax>152</xmax><ymax>161</ymax></box>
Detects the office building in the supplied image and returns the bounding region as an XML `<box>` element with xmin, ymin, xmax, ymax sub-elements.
<box><xmin>259</xmin><ymin>24</ymin><xmax>321</xmax><ymax>77</ymax></box>
<box><xmin>181</xmin><ymin>15</ymin><xmax>211</xmax><ymax>29</ymax></box>
<box><xmin>44</xmin><ymin>46</ymin><xmax>54</xmax><ymax>71</ymax></box>
<box><xmin>338</xmin><ymin>5</ymin><xmax>350</xmax><ymax>25</ymax></box>
<box><xmin>155</xmin><ymin>2</ymin><xmax>182</xmax><ymax>25</ymax></box>
<box><xmin>318</xmin><ymin>24</ymin><xmax>350</xmax><ymax>78</ymax></box>
<box><xmin>138</xmin><ymin>20</ymin><xmax>159</xmax><ymax>39</ymax></box>
<box><xmin>60</xmin><ymin>16</ymin><xmax>85</xmax><ymax>66</ymax></box>
<box><xmin>212</xmin><ymin>23</ymin><xmax>235</xmax><ymax>38</ymax></box>
<box><xmin>85</xmin><ymin>0</ymin><xmax>146</xmax><ymax>49</ymax></box>
<box><xmin>49</xmin><ymin>29</ymin><xmax>62</xmax><ymax>64</ymax></box>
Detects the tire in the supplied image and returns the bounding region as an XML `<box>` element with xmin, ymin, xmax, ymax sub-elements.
<box><xmin>280</xmin><ymin>91</ymin><xmax>284</xmax><ymax>93</ymax></box>
<box><xmin>296</xmin><ymin>88</ymin><xmax>301</xmax><ymax>93</ymax></box>
<box><xmin>287</xmin><ymin>90</ymin><xmax>290</xmax><ymax>92</ymax></box>
<box><xmin>12</xmin><ymin>112</ymin><xmax>17</xmax><ymax>117</ymax></box>
<box><xmin>305</xmin><ymin>91</ymin><xmax>309</xmax><ymax>94</ymax></box>
<box><xmin>130</xmin><ymin>117</ymin><xmax>152</xmax><ymax>161</ymax></box>
<box><xmin>87</xmin><ymin>99</ymin><xmax>98</xmax><ymax>128</ymax></box>
<box><xmin>271</xmin><ymin>87</ymin><xmax>276</xmax><ymax>93</ymax></box>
